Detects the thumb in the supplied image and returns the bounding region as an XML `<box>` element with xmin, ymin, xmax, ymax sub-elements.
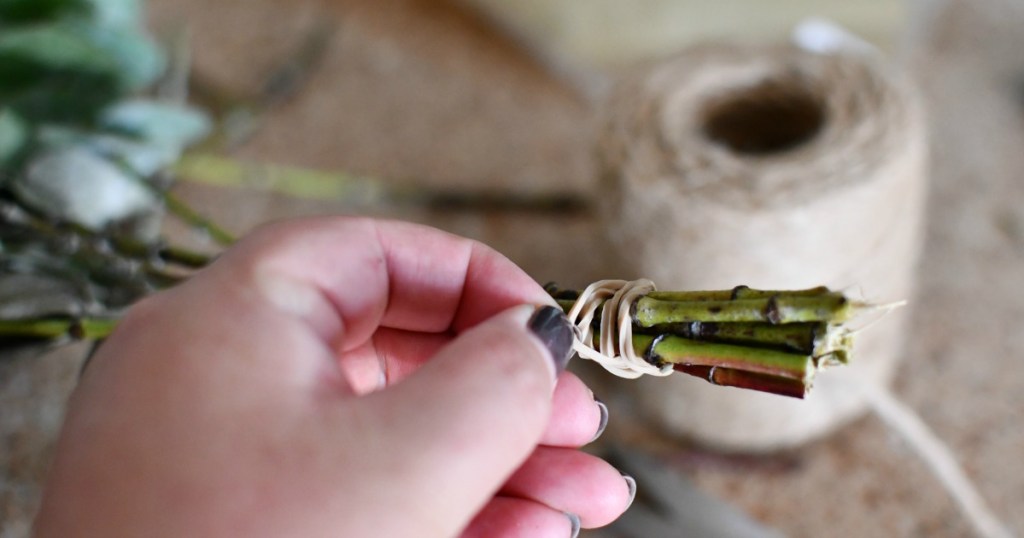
<box><xmin>356</xmin><ymin>305</ymin><xmax>574</xmax><ymax>535</ymax></box>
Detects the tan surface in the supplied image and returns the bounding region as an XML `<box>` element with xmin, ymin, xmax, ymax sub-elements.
<box><xmin>2</xmin><ymin>1</ymin><xmax>1022</xmax><ymax>537</ymax></box>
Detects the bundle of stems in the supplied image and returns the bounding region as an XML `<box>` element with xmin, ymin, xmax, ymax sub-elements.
<box><xmin>0</xmin><ymin>194</ymin><xmax>220</xmax><ymax>348</ymax></box>
<box><xmin>547</xmin><ymin>283</ymin><xmax>867</xmax><ymax>398</ymax></box>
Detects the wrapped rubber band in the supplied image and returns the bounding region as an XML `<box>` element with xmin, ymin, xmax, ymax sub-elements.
<box><xmin>565</xmin><ymin>279</ymin><xmax>673</xmax><ymax>379</ymax></box>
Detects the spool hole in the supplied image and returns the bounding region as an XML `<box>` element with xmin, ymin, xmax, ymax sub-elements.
<box><xmin>701</xmin><ymin>81</ymin><xmax>825</xmax><ymax>155</ymax></box>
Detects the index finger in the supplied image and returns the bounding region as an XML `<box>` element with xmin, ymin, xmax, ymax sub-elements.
<box><xmin>209</xmin><ymin>217</ymin><xmax>554</xmax><ymax>350</ymax></box>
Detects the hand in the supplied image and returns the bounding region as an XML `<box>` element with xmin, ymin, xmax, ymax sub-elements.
<box><xmin>35</xmin><ymin>218</ymin><xmax>632</xmax><ymax>537</ymax></box>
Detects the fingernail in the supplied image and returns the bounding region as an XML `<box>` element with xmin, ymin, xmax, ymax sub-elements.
<box><xmin>564</xmin><ymin>512</ymin><xmax>581</xmax><ymax>538</ymax></box>
<box><xmin>527</xmin><ymin>305</ymin><xmax>574</xmax><ymax>375</ymax></box>
<box><xmin>590</xmin><ymin>398</ymin><xmax>609</xmax><ymax>443</ymax></box>
<box><xmin>622</xmin><ymin>473</ymin><xmax>637</xmax><ymax>510</ymax></box>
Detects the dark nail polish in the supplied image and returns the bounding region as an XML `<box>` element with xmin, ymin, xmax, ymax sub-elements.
<box><xmin>622</xmin><ymin>473</ymin><xmax>637</xmax><ymax>510</ymax></box>
<box><xmin>590</xmin><ymin>398</ymin><xmax>609</xmax><ymax>443</ymax></box>
<box><xmin>528</xmin><ymin>305</ymin><xmax>574</xmax><ymax>375</ymax></box>
<box><xmin>564</xmin><ymin>512</ymin><xmax>581</xmax><ymax>538</ymax></box>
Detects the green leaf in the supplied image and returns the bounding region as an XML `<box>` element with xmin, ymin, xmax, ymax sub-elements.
<box><xmin>0</xmin><ymin>23</ymin><xmax>119</xmax><ymax>76</ymax></box>
<box><xmin>37</xmin><ymin>124</ymin><xmax>182</xmax><ymax>177</ymax></box>
<box><xmin>87</xmin><ymin>135</ymin><xmax>181</xmax><ymax>177</ymax></box>
<box><xmin>0</xmin><ymin>23</ymin><xmax>122</xmax><ymax>122</ymax></box>
<box><xmin>0</xmin><ymin>22</ymin><xmax>166</xmax><ymax>122</ymax></box>
<box><xmin>71</xmin><ymin>22</ymin><xmax>165</xmax><ymax>91</ymax></box>
<box><xmin>83</xmin><ymin>0</ymin><xmax>141</xmax><ymax>28</ymax></box>
<box><xmin>100</xmin><ymin>99</ymin><xmax>211</xmax><ymax>149</ymax></box>
<box><xmin>0</xmin><ymin>0</ymin><xmax>89</xmax><ymax>24</ymax></box>
<box><xmin>0</xmin><ymin>0</ymin><xmax>145</xmax><ymax>28</ymax></box>
<box><xmin>36</xmin><ymin>124</ymin><xmax>180</xmax><ymax>177</ymax></box>
<box><xmin>0</xmin><ymin>109</ymin><xmax>27</xmax><ymax>171</ymax></box>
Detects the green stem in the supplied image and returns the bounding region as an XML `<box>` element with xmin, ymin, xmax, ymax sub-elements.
<box><xmin>647</xmin><ymin>285</ymin><xmax>832</xmax><ymax>301</ymax></box>
<box><xmin>634</xmin><ymin>334</ymin><xmax>812</xmax><ymax>382</ymax></box>
<box><xmin>173</xmin><ymin>153</ymin><xmax>386</xmax><ymax>205</ymax></box>
<box><xmin>0</xmin><ymin>199</ymin><xmax>192</xmax><ymax>292</ymax></box>
<box><xmin>163</xmin><ymin>191</ymin><xmax>236</xmax><ymax>246</ymax></box>
<box><xmin>173</xmin><ymin>153</ymin><xmax>589</xmax><ymax>214</ymax></box>
<box><xmin>634</xmin><ymin>293</ymin><xmax>853</xmax><ymax>326</ymax></box>
<box><xmin>0</xmin><ymin>317</ymin><xmax>118</xmax><ymax>341</ymax></box>
<box><xmin>550</xmin><ymin>284</ymin><xmax>859</xmax><ymax>398</ymax></box>
<box><xmin>558</xmin><ymin>293</ymin><xmax>823</xmax><ymax>354</ymax></box>
<box><xmin>636</xmin><ymin>321</ymin><xmax>823</xmax><ymax>355</ymax></box>
<box><xmin>104</xmin><ymin>232</ymin><xmax>213</xmax><ymax>269</ymax></box>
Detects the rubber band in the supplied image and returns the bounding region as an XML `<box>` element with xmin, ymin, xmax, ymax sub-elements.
<box><xmin>565</xmin><ymin>279</ymin><xmax>674</xmax><ymax>379</ymax></box>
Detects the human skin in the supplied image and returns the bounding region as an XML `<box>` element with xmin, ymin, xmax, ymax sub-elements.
<box><xmin>34</xmin><ymin>218</ymin><xmax>632</xmax><ymax>537</ymax></box>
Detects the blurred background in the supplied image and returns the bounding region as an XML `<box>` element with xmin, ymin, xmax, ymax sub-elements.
<box><xmin>2</xmin><ymin>0</ymin><xmax>1023</xmax><ymax>536</ymax></box>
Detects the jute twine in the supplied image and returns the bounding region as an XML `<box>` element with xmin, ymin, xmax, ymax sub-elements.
<box><xmin>597</xmin><ymin>43</ymin><xmax>928</xmax><ymax>450</ymax></box>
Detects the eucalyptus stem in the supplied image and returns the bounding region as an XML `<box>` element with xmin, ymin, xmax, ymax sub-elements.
<box><xmin>634</xmin><ymin>293</ymin><xmax>854</xmax><ymax>326</ymax></box>
<box><xmin>163</xmin><ymin>191</ymin><xmax>236</xmax><ymax>246</ymax></box>
<box><xmin>0</xmin><ymin>199</ymin><xmax>201</xmax><ymax>285</ymax></box>
<box><xmin>0</xmin><ymin>317</ymin><xmax>118</xmax><ymax>341</ymax></box>
<box><xmin>549</xmin><ymin>284</ymin><xmax>860</xmax><ymax>398</ymax></box>
<box><xmin>173</xmin><ymin>153</ymin><xmax>589</xmax><ymax>214</ymax></box>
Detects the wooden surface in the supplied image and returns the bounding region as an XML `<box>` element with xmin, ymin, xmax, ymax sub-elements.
<box><xmin>2</xmin><ymin>1</ymin><xmax>1022</xmax><ymax>536</ymax></box>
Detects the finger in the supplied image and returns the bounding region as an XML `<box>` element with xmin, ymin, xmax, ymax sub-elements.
<box><xmin>373</xmin><ymin>328</ymin><xmax>452</xmax><ymax>384</ymax></box>
<box><xmin>461</xmin><ymin>497</ymin><xmax>578</xmax><ymax>538</ymax></box>
<box><xmin>338</xmin><ymin>329</ymin><xmax>452</xmax><ymax>393</ymax></box>
<box><xmin>541</xmin><ymin>372</ymin><xmax>606</xmax><ymax>447</ymax></box>
<box><xmin>212</xmin><ymin>218</ymin><xmax>553</xmax><ymax>355</ymax></box>
<box><xmin>502</xmin><ymin>446</ymin><xmax>634</xmax><ymax>528</ymax></box>
<box><xmin>342</xmin><ymin>339</ymin><xmax>604</xmax><ymax>445</ymax></box>
<box><xmin>373</xmin><ymin>220</ymin><xmax>556</xmax><ymax>332</ymax></box>
<box><xmin>344</xmin><ymin>305</ymin><xmax>574</xmax><ymax>537</ymax></box>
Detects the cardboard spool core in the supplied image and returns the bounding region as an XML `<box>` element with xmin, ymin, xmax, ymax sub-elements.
<box><xmin>701</xmin><ymin>82</ymin><xmax>826</xmax><ymax>155</ymax></box>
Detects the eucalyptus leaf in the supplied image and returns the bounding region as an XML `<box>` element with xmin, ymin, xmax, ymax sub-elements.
<box><xmin>0</xmin><ymin>109</ymin><xmax>27</xmax><ymax>172</ymax></box>
<box><xmin>12</xmin><ymin>146</ymin><xmax>158</xmax><ymax>230</ymax></box>
<box><xmin>84</xmin><ymin>134</ymin><xmax>181</xmax><ymax>177</ymax></box>
<box><xmin>29</xmin><ymin>124</ymin><xmax>83</xmax><ymax>148</ymax></box>
<box><xmin>0</xmin><ymin>0</ymin><xmax>89</xmax><ymax>24</ymax></box>
<box><xmin>83</xmin><ymin>0</ymin><xmax>140</xmax><ymax>28</ymax></box>
<box><xmin>71</xmin><ymin>22</ymin><xmax>165</xmax><ymax>91</ymax></box>
<box><xmin>37</xmin><ymin>124</ymin><xmax>180</xmax><ymax>177</ymax></box>
<box><xmin>0</xmin><ymin>23</ymin><xmax>121</xmax><ymax>122</ymax></box>
<box><xmin>0</xmin><ymin>22</ymin><xmax>165</xmax><ymax>112</ymax></box>
<box><xmin>100</xmin><ymin>99</ymin><xmax>211</xmax><ymax>149</ymax></box>
<box><xmin>0</xmin><ymin>73</ymin><xmax>119</xmax><ymax>124</ymax></box>
<box><xmin>0</xmin><ymin>23</ymin><xmax>119</xmax><ymax>77</ymax></box>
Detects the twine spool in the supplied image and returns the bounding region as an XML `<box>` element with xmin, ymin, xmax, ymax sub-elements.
<box><xmin>598</xmin><ymin>43</ymin><xmax>928</xmax><ymax>450</ymax></box>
